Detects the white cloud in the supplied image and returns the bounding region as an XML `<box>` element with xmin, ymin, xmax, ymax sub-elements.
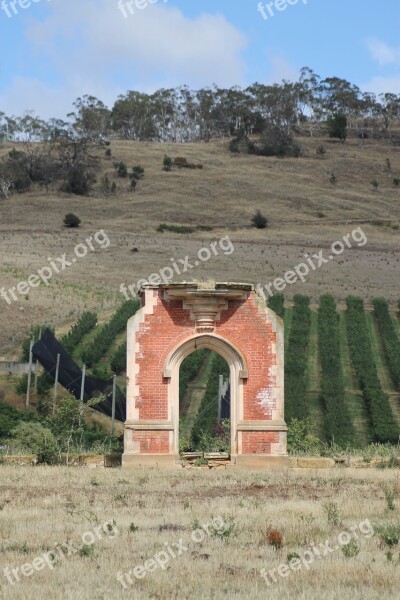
<box><xmin>0</xmin><ymin>0</ymin><xmax>247</xmax><ymax>118</ymax></box>
<box><xmin>361</xmin><ymin>76</ymin><xmax>400</xmax><ymax>96</ymax></box>
<box><xmin>268</xmin><ymin>57</ymin><xmax>299</xmax><ymax>83</ymax></box>
<box><xmin>366</xmin><ymin>38</ymin><xmax>400</xmax><ymax>66</ymax></box>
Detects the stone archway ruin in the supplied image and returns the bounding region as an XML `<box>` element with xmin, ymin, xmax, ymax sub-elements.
<box><xmin>122</xmin><ymin>282</ymin><xmax>288</xmax><ymax>469</ymax></box>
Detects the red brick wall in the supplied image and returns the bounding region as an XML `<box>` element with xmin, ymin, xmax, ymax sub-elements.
<box><xmin>133</xmin><ymin>289</ymin><xmax>279</xmax><ymax>454</ymax></box>
<box><xmin>241</xmin><ymin>431</ymin><xmax>279</xmax><ymax>455</ymax></box>
<box><xmin>131</xmin><ymin>431</ymin><xmax>170</xmax><ymax>454</ymax></box>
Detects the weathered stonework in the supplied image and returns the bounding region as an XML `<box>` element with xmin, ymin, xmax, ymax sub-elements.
<box><xmin>122</xmin><ymin>282</ymin><xmax>288</xmax><ymax>469</ymax></box>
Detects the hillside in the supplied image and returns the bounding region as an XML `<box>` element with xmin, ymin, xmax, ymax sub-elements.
<box><xmin>0</xmin><ymin>134</ymin><xmax>400</xmax><ymax>354</ymax></box>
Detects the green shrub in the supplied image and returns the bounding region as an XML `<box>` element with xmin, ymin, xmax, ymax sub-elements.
<box><xmin>322</xmin><ymin>501</ymin><xmax>342</xmax><ymax>527</ymax></box>
<box><xmin>384</xmin><ymin>490</ymin><xmax>396</xmax><ymax>511</ymax></box>
<box><xmin>81</xmin><ymin>300</ymin><xmax>139</xmax><ymax>367</ymax></box>
<box><xmin>285</xmin><ymin>296</ymin><xmax>311</xmax><ymax>421</ymax></box>
<box><xmin>251</xmin><ymin>210</ymin><xmax>268</xmax><ymax>229</ymax></box>
<box><xmin>11</xmin><ymin>422</ymin><xmax>57</xmax><ymax>464</ymax></box>
<box><xmin>372</xmin><ymin>298</ymin><xmax>400</xmax><ymax>390</ymax></box>
<box><xmin>61</xmin><ymin>312</ymin><xmax>97</xmax><ymax>354</ymax></box>
<box><xmin>346</xmin><ymin>296</ymin><xmax>399</xmax><ymax>443</ymax></box>
<box><xmin>318</xmin><ymin>295</ymin><xmax>354</xmax><ymax>445</ymax></box>
<box><xmin>341</xmin><ymin>540</ymin><xmax>360</xmax><ymax>558</ymax></box>
<box><xmin>114</xmin><ymin>161</ymin><xmax>128</xmax><ymax>178</ymax></box>
<box><xmin>327</xmin><ymin>112</ymin><xmax>348</xmax><ymax>142</ymax></box>
<box><xmin>110</xmin><ymin>342</ymin><xmax>127</xmax><ymax>374</ymax></box>
<box><xmin>268</xmin><ymin>293</ymin><xmax>284</xmax><ymax>318</ymax></box>
<box><xmin>287</xmin><ymin>418</ymin><xmax>321</xmax><ymax>455</ymax></box>
<box><xmin>61</xmin><ymin>167</ymin><xmax>96</xmax><ymax>196</ymax></box>
<box><xmin>131</xmin><ymin>165</ymin><xmax>145</xmax><ymax>179</ymax></box>
<box><xmin>375</xmin><ymin>524</ymin><xmax>400</xmax><ymax>547</ymax></box>
<box><xmin>63</xmin><ymin>213</ymin><xmax>81</xmax><ymax>228</ymax></box>
<box><xmin>0</xmin><ymin>403</ymin><xmax>37</xmax><ymax>439</ymax></box>
<box><xmin>163</xmin><ymin>155</ymin><xmax>173</xmax><ymax>172</ymax></box>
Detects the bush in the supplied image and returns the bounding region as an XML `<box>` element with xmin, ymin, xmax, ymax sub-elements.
<box><xmin>61</xmin><ymin>312</ymin><xmax>97</xmax><ymax>354</ymax></box>
<box><xmin>375</xmin><ymin>524</ymin><xmax>400</xmax><ymax>547</ymax></box>
<box><xmin>251</xmin><ymin>210</ymin><xmax>268</xmax><ymax>229</ymax></box>
<box><xmin>346</xmin><ymin>296</ymin><xmax>399</xmax><ymax>443</ymax></box>
<box><xmin>285</xmin><ymin>296</ymin><xmax>311</xmax><ymax>421</ymax></box>
<box><xmin>258</xmin><ymin>125</ymin><xmax>298</xmax><ymax>157</ymax></box>
<box><xmin>268</xmin><ymin>293</ymin><xmax>284</xmax><ymax>318</ymax></box>
<box><xmin>163</xmin><ymin>155</ymin><xmax>173</xmax><ymax>172</ymax></box>
<box><xmin>15</xmin><ymin>372</ymin><xmax>53</xmax><ymax>396</ymax></box>
<box><xmin>63</xmin><ymin>213</ymin><xmax>81</xmax><ymax>228</ymax></box>
<box><xmin>114</xmin><ymin>161</ymin><xmax>128</xmax><ymax>178</ymax></box>
<box><xmin>131</xmin><ymin>165</ymin><xmax>145</xmax><ymax>179</ymax></box>
<box><xmin>91</xmin><ymin>363</ymin><xmax>112</xmax><ymax>381</ymax></box>
<box><xmin>327</xmin><ymin>112</ymin><xmax>348</xmax><ymax>142</ymax></box>
<box><xmin>373</xmin><ymin>298</ymin><xmax>400</xmax><ymax>390</ymax></box>
<box><xmin>61</xmin><ymin>166</ymin><xmax>96</xmax><ymax>196</ymax></box>
<box><xmin>11</xmin><ymin>422</ymin><xmax>57</xmax><ymax>464</ymax></box>
<box><xmin>318</xmin><ymin>295</ymin><xmax>354</xmax><ymax>445</ymax></box>
<box><xmin>110</xmin><ymin>342</ymin><xmax>126</xmax><ymax>374</ymax></box>
<box><xmin>81</xmin><ymin>300</ymin><xmax>140</xmax><ymax>367</ymax></box>
<box><xmin>287</xmin><ymin>418</ymin><xmax>321</xmax><ymax>455</ymax></box>
<box><xmin>0</xmin><ymin>403</ymin><xmax>37</xmax><ymax>439</ymax></box>
<box><xmin>105</xmin><ymin>148</ymin><xmax>112</xmax><ymax>158</ymax></box>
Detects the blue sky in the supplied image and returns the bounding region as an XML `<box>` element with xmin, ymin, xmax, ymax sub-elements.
<box><xmin>0</xmin><ymin>0</ymin><xmax>399</xmax><ymax>118</ymax></box>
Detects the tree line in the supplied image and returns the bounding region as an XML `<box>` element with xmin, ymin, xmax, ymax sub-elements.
<box><xmin>1</xmin><ymin>67</ymin><xmax>400</xmax><ymax>144</ymax></box>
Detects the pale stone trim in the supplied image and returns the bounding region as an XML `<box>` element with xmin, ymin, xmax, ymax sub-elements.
<box><xmin>126</xmin><ymin>290</ymin><xmax>158</xmax><ymax>421</ymax></box>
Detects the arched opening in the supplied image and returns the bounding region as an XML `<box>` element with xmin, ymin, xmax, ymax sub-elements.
<box><xmin>163</xmin><ymin>334</ymin><xmax>248</xmax><ymax>458</ymax></box>
<box><xmin>179</xmin><ymin>349</ymin><xmax>231</xmax><ymax>454</ymax></box>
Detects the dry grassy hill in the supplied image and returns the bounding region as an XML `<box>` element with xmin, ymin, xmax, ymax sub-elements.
<box><xmin>0</xmin><ymin>134</ymin><xmax>399</xmax><ymax>355</ymax></box>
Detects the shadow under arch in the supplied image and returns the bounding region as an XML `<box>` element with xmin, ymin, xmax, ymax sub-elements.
<box><xmin>163</xmin><ymin>334</ymin><xmax>249</xmax><ymax>457</ymax></box>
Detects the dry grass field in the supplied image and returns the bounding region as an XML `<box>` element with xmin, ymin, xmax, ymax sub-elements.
<box><xmin>0</xmin><ymin>464</ymin><xmax>399</xmax><ymax>599</ymax></box>
<box><xmin>0</xmin><ymin>135</ymin><xmax>400</xmax><ymax>356</ymax></box>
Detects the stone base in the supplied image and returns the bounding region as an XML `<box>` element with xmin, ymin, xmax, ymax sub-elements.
<box><xmin>230</xmin><ymin>455</ymin><xmax>290</xmax><ymax>470</ymax></box>
<box><xmin>122</xmin><ymin>454</ymin><xmax>179</xmax><ymax>469</ymax></box>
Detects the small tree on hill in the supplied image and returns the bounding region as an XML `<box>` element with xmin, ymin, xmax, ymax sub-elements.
<box><xmin>63</xmin><ymin>213</ymin><xmax>81</xmax><ymax>228</ymax></box>
<box><xmin>327</xmin><ymin>113</ymin><xmax>348</xmax><ymax>142</ymax></box>
<box><xmin>163</xmin><ymin>155</ymin><xmax>173</xmax><ymax>172</ymax></box>
<box><xmin>252</xmin><ymin>210</ymin><xmax>268</xmax><ymax>229</ymax></box>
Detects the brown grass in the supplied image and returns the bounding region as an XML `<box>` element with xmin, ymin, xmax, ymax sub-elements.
<box><xmin>0</xmin><ymin>464</ymin><xmax>399</xmax><ymax>599</ymax></box>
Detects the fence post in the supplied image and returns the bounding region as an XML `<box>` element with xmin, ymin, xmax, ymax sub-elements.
<box><xmin>53</xmin><ymin>353</ymin><xmax>60</xmax><ymax>416</ymax></box>
<box><xmin>26</xmin><ymin>339</ymin><xmax>34</xmax><ymax>408</ymax></box>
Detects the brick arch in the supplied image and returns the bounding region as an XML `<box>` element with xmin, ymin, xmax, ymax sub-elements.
<box><xmin>163</xmin><ymin>333</ymin><xmax>248</xmax><ymax>456</ymax></box>
<box><xmin>122</xmin><ymin>283</ymin><xmax>288</xmax><ymax>469</ymax></box>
